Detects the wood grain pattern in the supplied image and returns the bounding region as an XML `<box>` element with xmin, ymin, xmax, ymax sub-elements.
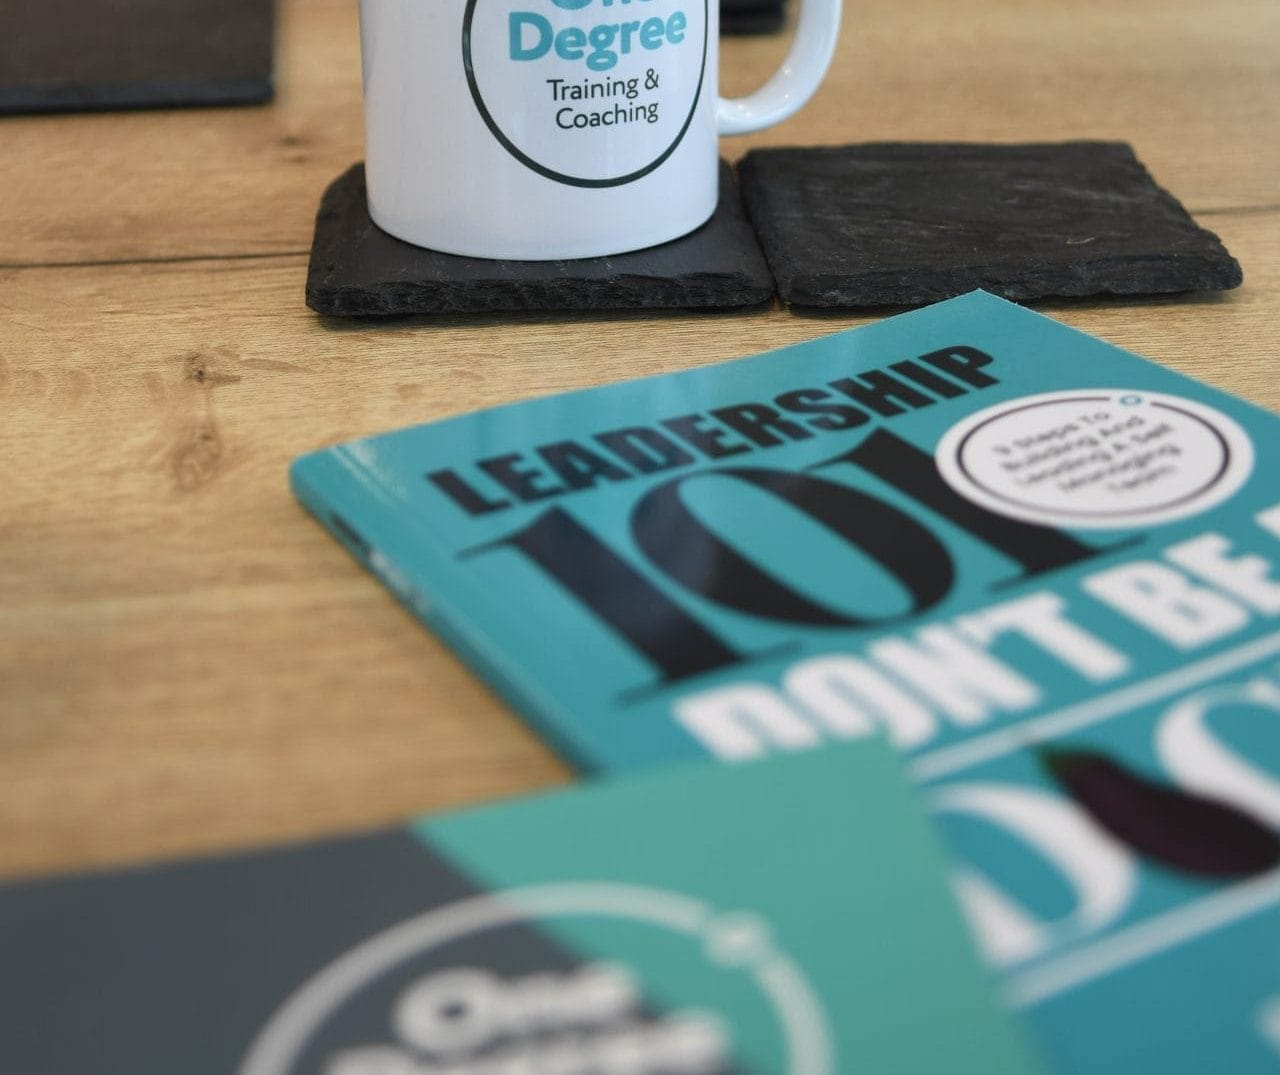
<box><xmin>0</xmin><ymin>0</ymin><xmax>1277</xmax><ymax>880</ymax></box>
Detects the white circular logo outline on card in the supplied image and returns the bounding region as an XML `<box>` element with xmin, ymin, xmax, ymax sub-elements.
<box><xmin>934</xmin><ymin>389</ymin><xmax>1255</xmax><ymax>530</ymax></box>
<box><xmin>238</xmin><ymin>881</ymin><xmax>833</xmax><ymax>1075</ymax></box>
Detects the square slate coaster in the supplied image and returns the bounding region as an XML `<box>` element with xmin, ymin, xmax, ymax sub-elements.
<box><xmin>0</xmin><ymin>0</ymin><xmax>273</xmax><ymax>113</ymax></box>
<box><xmin>738</xmin><ymin>141</ymin><xmax>1243</xmax><ymax>307</ymax></box>
<box><xmin>306</xmin><ymin>162</ymin><xmax>776</xmax><ymax>318</ymax></box>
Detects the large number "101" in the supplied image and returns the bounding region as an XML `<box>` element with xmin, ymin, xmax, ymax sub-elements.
<box><xmin>467</xmin><ymin>427</ymin><xmax>1117</xmax><ymax>686</ymax></box>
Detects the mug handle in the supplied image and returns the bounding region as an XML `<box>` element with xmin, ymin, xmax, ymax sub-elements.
<box><xmin>716</xmin><ymin>0</ymin><xmax>843</xmax><ymax>135</ymax></box>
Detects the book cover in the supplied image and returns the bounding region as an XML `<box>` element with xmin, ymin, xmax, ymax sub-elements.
<box><xmin>0</xmin><ymin>742</ymin><xmax>1035</xmax><ymax>1075</ymax></box>
<box><xmin>293</xmin><ymin>291</ymin><xmax>1280</xmax><ymax>1072</ymax></box>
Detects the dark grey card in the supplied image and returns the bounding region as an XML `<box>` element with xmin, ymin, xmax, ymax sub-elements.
<box><xmin>0</xmin><ymin>832</ymin><xmax>584</xmax><ymax>1075</ymax></box>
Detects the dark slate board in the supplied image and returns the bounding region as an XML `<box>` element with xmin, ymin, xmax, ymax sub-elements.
<box><xmin>738</xmin><ymin>141</ymin><xmax>1243</xmax><ymax>307</ymax></box>
<box><xmin>722</xmin><ymin>0</ymin><xmax>787</xmax><ymax>35</ymax></box>
<box><xmin>0</xmin><ymin>0</ymin><xmax>273</xmax><ymax>113</ymax></box>
<box><xmin>306</xmin><ymin>162</ymin><xmax>776</xmax><ymax>318</ymax></box>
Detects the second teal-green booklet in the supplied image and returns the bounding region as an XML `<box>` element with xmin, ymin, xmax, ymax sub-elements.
<box><xmin>293</xmin><ymin>292</ymin><xmax>1280</xmax><ymax>1073</ymax></box>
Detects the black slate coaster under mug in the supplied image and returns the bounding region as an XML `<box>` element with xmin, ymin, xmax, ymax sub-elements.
<box><xmin>738</xmin><ymin>141</ymin><xmax>1243</xmax><ymax>308</ymax></box>
<box><xmin>0</xmin><ymin>0</ymin><xmax>273</xmax><ymax>113</ymax></box>
<box><xmin>306</xmin><ymin>161</ymin><xmax>776</xmax><ymax>318</ymax></box>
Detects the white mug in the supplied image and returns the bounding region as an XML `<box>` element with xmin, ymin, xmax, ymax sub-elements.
<box><xmin>358</xmin><ymin>0</ymin><xmax>842</xmax><ymax>260</ymax></box>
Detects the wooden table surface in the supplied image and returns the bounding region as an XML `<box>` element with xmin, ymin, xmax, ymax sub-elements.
<box><xmin>2</xmin><ymin>0</ymin><xmax>1277</xmax><ymax>881</ymax></box>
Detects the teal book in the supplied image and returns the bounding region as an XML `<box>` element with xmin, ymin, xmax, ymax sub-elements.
<box><xmin>293</xmin><ymin>291</ymin><xmax>1280</xmax><ymax>1073</ymax></box>
<box><xmin>0</xmin><ymin>742</ymin><xmax>1036</xmax><ymax>1075</ymax></box>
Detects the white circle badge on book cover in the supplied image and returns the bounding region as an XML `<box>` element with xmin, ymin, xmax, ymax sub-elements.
<box><xmin>358</xmin><ymin>0</ymin><xmax>842</xmax><ymax>260</ymax></box>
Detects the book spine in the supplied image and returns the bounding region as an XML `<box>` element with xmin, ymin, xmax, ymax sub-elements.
<box><xmin>288</xmin><ymin>455</ymin><xmax>606</xmax><ymax>774</ymax></box>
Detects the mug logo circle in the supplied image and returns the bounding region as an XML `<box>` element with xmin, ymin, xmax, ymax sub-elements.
<box><xmin>462</xmin><ymin>0</ymin><xmax>709</xmax><ymax>188</ymax></box>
